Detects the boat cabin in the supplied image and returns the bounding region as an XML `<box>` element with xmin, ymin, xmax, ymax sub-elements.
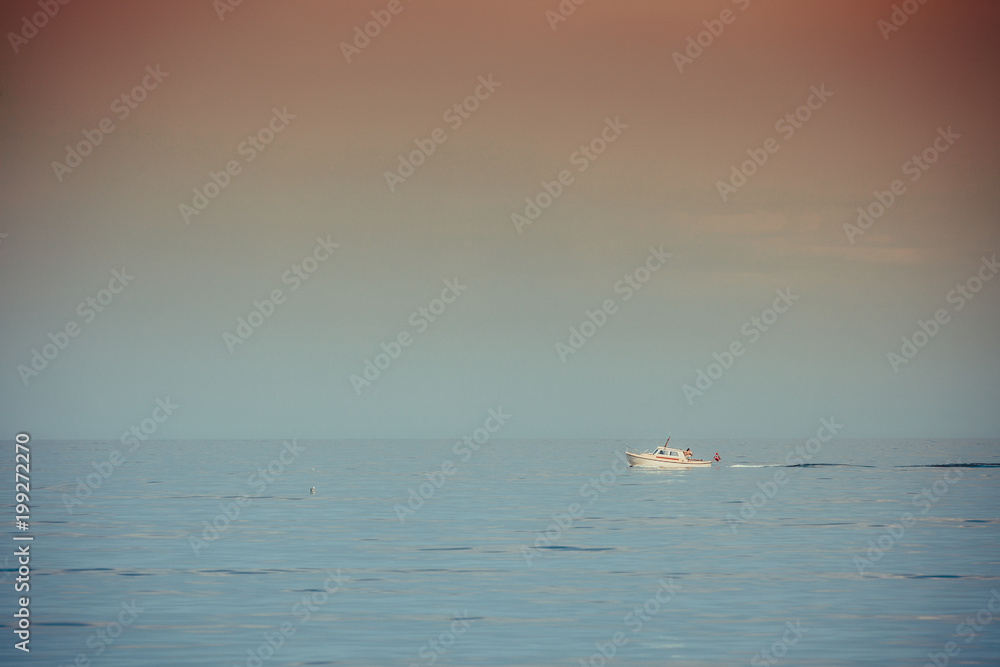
<box><xmin>653</xmin><ymin>447</ymin><xmax>688</xmax><ymax>461</ymax></box>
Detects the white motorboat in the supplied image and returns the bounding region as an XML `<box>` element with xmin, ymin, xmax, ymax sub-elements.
<box><xmin>625</xmin><ymin>443</ymin><xmax>714</xmax><ymax>468</ymax></box>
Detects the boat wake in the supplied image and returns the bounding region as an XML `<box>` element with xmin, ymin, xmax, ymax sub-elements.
<box><xmin>785</xmin><ymin>463</ymin><xmax>875</xmax><ymax>468</ymax></box>
<box><xmin>729</xmin><ymin>463</ymin><xmax>874</xmax><ymax>468</ymax></box>
<box><xmin>729</xmin><ymin>462</ymin><xmax>996</xmax><ymax>469</ymax></box>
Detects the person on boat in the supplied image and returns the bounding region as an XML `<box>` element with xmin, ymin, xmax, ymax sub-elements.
<box><xmin>683</xmin><ymin>448</ymin><xmax>692</xmax><ymax>458</ymax></box>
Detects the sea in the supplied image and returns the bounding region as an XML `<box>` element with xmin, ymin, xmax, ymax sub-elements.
<box><xmin>1</xmin><ymin>438</ymin><xmax>998</xmax><ymax>667</ymax></box>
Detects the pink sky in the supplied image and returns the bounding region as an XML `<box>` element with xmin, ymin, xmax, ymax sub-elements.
<box><xmin>1</xmin><ymin>0</ymin><xmax>998</xmax><ymax>438</ymax></box>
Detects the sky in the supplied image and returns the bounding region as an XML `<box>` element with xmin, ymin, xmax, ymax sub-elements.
<box><xmin>1</xmin><ymin>0</ymin><xmax>998</xmax><ymax>440</ymax></box>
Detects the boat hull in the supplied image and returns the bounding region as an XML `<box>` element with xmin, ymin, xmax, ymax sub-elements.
<box><xmin>625</xmin><ymin>451</ymin><xmax>712</xmax><ymax>468</ymax></box>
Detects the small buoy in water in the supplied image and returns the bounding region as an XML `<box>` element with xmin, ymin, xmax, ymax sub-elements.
<box><xmin>310</xmin><ymin>486</ymin><xmax>315</xmax><ymax>494</ymax></box>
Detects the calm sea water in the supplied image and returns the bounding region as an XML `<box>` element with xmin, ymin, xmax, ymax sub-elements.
<box><xmin>2</xmin><ymin>438</ymin><xmax>999</xmax><ymax>666</ymax></box>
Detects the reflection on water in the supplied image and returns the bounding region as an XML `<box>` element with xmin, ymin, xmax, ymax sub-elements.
<box><xmin>1</xmin><ymin>439</ymin><xmax>998</xmax><ymax>666</ymax></box>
